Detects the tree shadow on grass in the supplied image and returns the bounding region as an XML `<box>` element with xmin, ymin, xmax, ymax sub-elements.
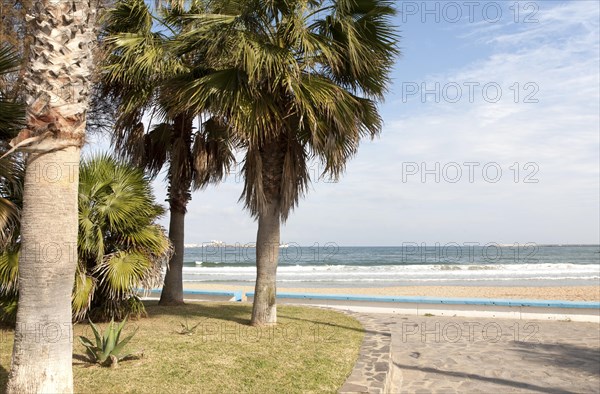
<box><xmin>143</xmin><ymin>301</ymin><xmax>252</xmax><ymax>325</ymax></box>
<box><xmin>142</xmin><ymin>301</ymin><xmax>379</xmax><ymax>338</ymax></box>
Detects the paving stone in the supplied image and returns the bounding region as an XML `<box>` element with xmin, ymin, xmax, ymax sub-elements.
<box><xmin>337</xmin><ymin>312</ymin><xmax>394</xmax><ymax>394</ymax></box>
<box><xmin>373</xmin><ymin>373</ymin><xmax>386</xmax><ymax>382</ymax></box>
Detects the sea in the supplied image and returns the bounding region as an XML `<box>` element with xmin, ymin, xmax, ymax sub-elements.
<box><xmin>181</xmin><ymin>244</ymin><xmax>600</xmax><ymax>288</ymax></box>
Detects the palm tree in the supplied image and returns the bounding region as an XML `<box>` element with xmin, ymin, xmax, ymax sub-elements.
<box><xmin>0</xmin><ymin>155</ymin><xmax>171</xmax><ymax>323</ymax></box>
<box><xmin>6</xmin><ymin>1</ymin><xmax>98</xmax><ymax>392</ymax></box>
<box><xmin>76</xmin><ymin>155</ymin><xmax>171</xmax><ymax>320</ymax></box>
<box><xmin>168</xmin><ymin>0</ymin><xmax>398</xmax><ymax>325</ymax></box>
<box><xmin>99</xmin><ymin>0</ymin><xmax>235</xmax><ymax>305</ymax></box>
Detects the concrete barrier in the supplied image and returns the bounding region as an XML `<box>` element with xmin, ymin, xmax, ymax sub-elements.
<box><xmin>245</xmin><ymin>292</ymin><xmax>600</xmax><ymax>323</ymax></box>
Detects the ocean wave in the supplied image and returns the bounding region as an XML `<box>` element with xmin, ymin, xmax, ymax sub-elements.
<box><xmin>182</xmin><ymin>263</ymin><xmax>599</xmax><ymax>274</ymax></box>
<box><xmin>182</xmin><ymin>276</ymin><xmax>600</xmax><ymax>283</ymax></box>
<box><xmin>180</xmin><ymin>262</ymin><xmax>599</xmax><ymax>285</ymax></box>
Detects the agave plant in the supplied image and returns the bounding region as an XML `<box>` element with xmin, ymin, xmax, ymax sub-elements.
<box><xmin>177</xmin><ymin>316</ymin><xmax>202</xmax><ymax>335</ymax></box>
<box><xmin>0</xmin><ymin>155</ymin><xmax>171</xmax><ymax>323</ymax></box>
<box><xmin>78</xmin><ymin>316</ymin><xmax>139</xmax><ymax>367</ymax></box>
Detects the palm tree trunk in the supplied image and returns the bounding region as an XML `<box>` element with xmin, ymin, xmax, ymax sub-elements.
<box><xmin>159</xmin><ymin>114</ymin><xmax>192</xmax><ymax>305</ymax></box>
<box><xmin>159</xmin><ymin>203</ymin><xmax>186</xmax><ymax>305</ymax></box>
<box><xmin>7</xmin><ymin>1</ymin><xmax>96</xmax><ymax>392</ymax></box>
<box><xmin>7</xmin><ymin>148</ymin><xmax>80</xmax><ymax>393</ymax></box>
<box><xmin>251</xmin><ymin>201</ymin><xmax>281</xmax><ymax>326</ymax></box>
<box><xmin>250</xmin><ymin>134</ymin><xmax>287</xmax><ymax>326</ymax></box>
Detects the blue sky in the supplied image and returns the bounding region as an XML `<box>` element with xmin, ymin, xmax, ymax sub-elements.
<box><xmin>88</xmin><ymin>0</ymin><xmax>600</xmax><ymax>246</ymax></box>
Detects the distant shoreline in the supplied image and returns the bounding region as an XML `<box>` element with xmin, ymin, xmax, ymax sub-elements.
<box><xmin>182</xmin><ymin>283</ymin><xmax>600</xmax><ymax>302</ymax></box>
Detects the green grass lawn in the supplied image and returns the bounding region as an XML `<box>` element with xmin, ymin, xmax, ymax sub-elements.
<box><xmin>0</xmin><ymin>302</ymin><xmax>363</xmax><ymax>393</ymax></box>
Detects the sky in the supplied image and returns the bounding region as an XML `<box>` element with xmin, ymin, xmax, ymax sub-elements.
<box><xmin>87</xmin><ymin>0</ymin><xmax>600</xmax><ymax>247</ymax></box>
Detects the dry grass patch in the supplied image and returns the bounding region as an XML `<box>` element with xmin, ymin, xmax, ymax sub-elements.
<box><xmin>0</xmin><ymin>302</ymin><xmax>363</xmax><ymax>393</ymax></box>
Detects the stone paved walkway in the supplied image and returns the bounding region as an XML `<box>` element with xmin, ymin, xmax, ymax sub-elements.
<box><xmin>339</xmin><ymin>313</ymin><xmax>395</xmax><ymax>394</ymax></box>
<box><xmin>340</xmin><ymin>313</ymin><xmax>600</xmax><ymax>393</ymax></box>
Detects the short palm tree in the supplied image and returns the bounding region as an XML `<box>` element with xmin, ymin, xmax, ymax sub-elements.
<box><xmin>0</xmin><ymin>155</ymin><xmax>171</xmax><ymax>323</ymax></box>
<box><xmin>99</xmin><ymin>0</ymin><xmax>236</xmax><ymax>305</ymax></box>
<box><xmin>76</xmin><ymin>154</ymin><xmax>171</xmax><ymax>320</ymax></box>
<box><xmin>169</xmin><ymin>0</ymin><xmax>398</xmax><ymax>325</ymax></box>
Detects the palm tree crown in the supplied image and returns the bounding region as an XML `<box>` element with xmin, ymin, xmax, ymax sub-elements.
<box><xmin>100</xmin><ymin>0</ymin><xmax>235</xmax><ymax>196</ymax></box>
<box><xmin>170</xmin><ymin>0</ymin><xmax>398</xmax><ymax>220</ymax></box>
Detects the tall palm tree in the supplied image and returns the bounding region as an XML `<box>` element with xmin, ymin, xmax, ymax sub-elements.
<box><xmin>169</xmin><ymin>0</ymin><xmax>398</xmax><ymax>325</ymax></box>
<box><xmin>99</xmin><ymin>0</ymin><xmax>235</xmax><ymax>305</ymax></box>
<box><xmin>6</xmin><ymin>1</ymin><xmax>98</xmax><ymax>392</ymax></box>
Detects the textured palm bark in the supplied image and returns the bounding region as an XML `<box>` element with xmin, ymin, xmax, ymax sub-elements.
<box><xmin>159</xmin><ymin>115</ymin><xmax>192</xmax><ymax>305</ymax></box>
<box><xmin>8</xmin><ymin>148</ymin><xmax>81</xmax><ymax>393</ymax></box>
<box><xmin>251</xmin><ymin>201</ymin><xmax>281</xmax><ymax>326</ymax></box>
<box><xmin>159</xmin><ymin>205</ymin><xmax>186</xmax><ymax>305</ymax></box>
<box><xmin>251</xmin><ymin>136</ymin><xmax>286</xmax><ymax>326</ymax></box>
<box><xmin>7</xmin><ymin>1</ymin><xmax>96</xmax><ymax>393</ymax></box>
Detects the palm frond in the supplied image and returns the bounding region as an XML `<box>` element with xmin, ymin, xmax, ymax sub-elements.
<box><xmin>0</xmin><ymin>248</ymin><xmax>19</xmax><ymax>294</ymax></box>
<box><xmin>72</xmin><ymin>267</ymin><xmax>97</xmax><ymax>322</ymax></box>
<box><xmin>0</xmin><ymin>154</ymin><xmax>24</xmax><ymax>248</ymax></box>
<box><xmin>0</xmin><ymin>44</ymin><xmax>25</xmax><ymax>141</ymax></box>
<box><xmin>0</xmin><ymin>44</ymin><xmax>21</xmax><ymax>76</ymax></box>
<box><xmin>95</xmin><ymin>251</ymin><xmax>152</xmax><ymax>299</ymax></box>
<box><xmin>191</xmin><ymin>116</ymin><xmax>236</xmax><ymax>189</ymax></box>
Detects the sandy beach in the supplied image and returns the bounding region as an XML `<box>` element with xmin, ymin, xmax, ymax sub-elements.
<box><xmin>183</xmin><ymin>283</ymin><xmax>600</xmax><ymax>301</ymax></box>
